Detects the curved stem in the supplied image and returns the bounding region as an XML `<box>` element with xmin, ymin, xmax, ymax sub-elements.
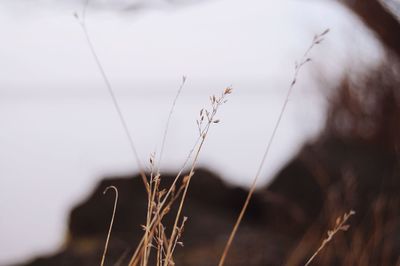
<box><xmin>101</xmin><ymin>186</ymin><xmax>119</xmax><ymax>266</ymax></box>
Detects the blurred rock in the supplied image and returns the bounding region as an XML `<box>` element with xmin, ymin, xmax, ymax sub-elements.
<box><xmin>22</xmin><ymin>168</ymin><xmax>294</xmax><ymax>266</ymax></box>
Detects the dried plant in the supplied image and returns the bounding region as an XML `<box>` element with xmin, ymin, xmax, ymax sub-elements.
<box><xmin>74</xmin><ymin>0</ymin><xmax>148</xmax><ymax>189</ymax></box>
<box><xmin>74</xmin><ymin>3</ymin><xmax>362</xmax><ymax>265</ymax></box>
<box><xmin>305</xmin><ymin>210</ymin><xmax>355</xmax><ymax>266</ymax></box>
<box><xmin>127</xmin><ymin>87</ymin><xmax>232</xmax><ymax>266</ymax></box>
<box><xmin>218</xmin><ymin>29</ymin><xmax>330</xmax><ymax>266</ymax></box>
<box><xmin>163</xmin><ymin>88</ymin><xmax>232</xmax><ymax>266</ymax></box>
<box><xmin>101</xmin><ymin>186</ymin><xmax>119</xmax><ymax>266</ymax></box>
<box><xmin>157</xmin><ymin>76</ymin><xmax>187</xmax><ymax>174</ymax></box>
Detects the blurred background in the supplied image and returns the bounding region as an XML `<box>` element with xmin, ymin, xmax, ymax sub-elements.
<box><xmin>0</xmin><ymin>0</ymin><xmax>398</xmax><ymax>265</ymax></box>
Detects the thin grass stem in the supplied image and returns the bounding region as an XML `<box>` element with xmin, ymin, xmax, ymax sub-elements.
<box><xmin>218</xmin><ymin>29</ymin><xmax>330</xmax><ymax>266</ymax></box>
<box><xmin>75</xmin><ymin>0</ymin><xmax>148</xmax><ymax>190</ymax></box>
<box><xmin>100</xmin><ymin>186</ymin><xmax>119</xmax><ymax>266</ymax></box>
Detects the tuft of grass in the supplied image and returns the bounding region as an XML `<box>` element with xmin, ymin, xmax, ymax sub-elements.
<box><xmin>128</xmin><ymin>87</ymin><xmax>232</xmax><ymax>266</ymax></box>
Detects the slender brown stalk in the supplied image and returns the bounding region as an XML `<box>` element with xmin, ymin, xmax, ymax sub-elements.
<box><xmin>74</xmin><ymin>0</ymin><xmax>148</xmax><ymax>190</ymax></box>
<box><xmin>156</xmin><ymin>194</ymin><xmax>165</xmax><ymax>266</ymax></box>
<box><xmin>305</xmin><ymin>210</ymin><xmax>355</xmax><ymax>266</ymax></box>
<box><xmin>100</xmin><ymin>186</ymin><xmax>119</xmax><ymax>266</ymax></box>
<box><xmin>163</xmin><ymin>88</ymin><xmax>232</xmax><ymax>266</ymax></box>
<box><xmin>128</xmin><ymin>137</ymin><xmax>202</xmax><ymax>265</ymax></box>
<box><xmin>142</xmin><ymin>77</ymin><xmax>187</xmax><ymax>265</ymax></box>
<box><xmin>130</xmin><ymin>196</ymin><xmax>179</xmax><ymax>266</ymax></box>
<box><xmin>128</xmin><ymin>89</ymin><xmax>229</xmax><ymax>265</ymax></box>
<box><xmin>143</xmin><ymin>155</ymin><xmax>158</xmax><ymax>266</ymax></box>
<box><xmin>157</xmin><ymin>76</ymin><xmax>187</xmax><ymax>174</ymax></box>
<box><xmin>218</xmin><ymin>29</ymin><xmax>330</xmax><ymax>266</ymax></box>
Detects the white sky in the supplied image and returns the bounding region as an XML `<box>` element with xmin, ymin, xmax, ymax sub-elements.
<box><xmin>0</xmin><ymin>0</ymin><xmax>383</xmax><ymax>264</ymax></box>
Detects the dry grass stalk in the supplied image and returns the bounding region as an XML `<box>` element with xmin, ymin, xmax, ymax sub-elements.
<box><xmin>304</xmin><ymin>210</ymin><xmax>355</xmax><ymax>266</ymax></box>
<box><xmin>142</xmin><ymin>153</ymin><xmax>158</xmax><ymax>266</ymax></box>
<box><xmin>127</xmin><ymin>88</ymin><xmax>232</xmax><ymax>266</ymax></box>
<box><xmin>101</xmin><ymin>186</ymin><xmax>119</xmax><ymax>266</ymax></box>
<box><xmin>132</xmin><ymin>86</ymin><xmax>191</xmax><ymax>265</ymax></box>
<box><xmin>76</xmin><ymin>6</ymin><xmax>231</xmax><ymax>263</ymax></box>
<box><xmin>142</xmin><ymin>76</ymin><xmax>186</xmax><ymax>265</ymax></box>
<box><xmin>163</xmin><ymin>88</ymin><xmax>232</xmax><ymax>266</ymax></box>
<box><xmin>218</xmin><ymin>29</ymin><xmax>330</xmax><ymax>266</ymax></box>
<box><xmin>157</xmin><ymin>76</ymin><xmax>187</xmax><ymax>174</ymax></box>
<box><xmin>74</xmin><ymin>0</ymin><xmax>148</xmax><ymax>190</ymax></box>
